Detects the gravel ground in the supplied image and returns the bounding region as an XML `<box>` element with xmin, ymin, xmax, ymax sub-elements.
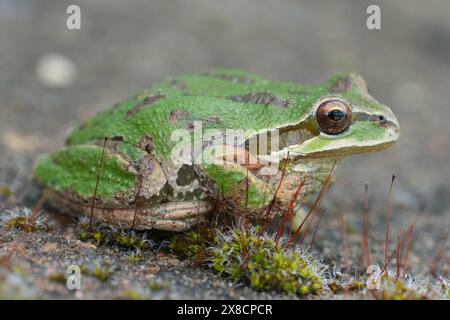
<box><xmin>0</xmin><ymin>0</ymin><xmax>449</xmax><ymax>299</ymax></box>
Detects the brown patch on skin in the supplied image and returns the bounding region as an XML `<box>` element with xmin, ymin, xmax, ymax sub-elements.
<box><xmin>168</xmin><ymin>109</ymin><xmax>190</xmax><ymax>122</ymax></box>
<box><xmin>288</xmin><ymin>90</ymin><xmax>308</xmax><ymax>95</ymax></box>
<box><xmin>204</xmin><ymin>72</ymin><xmax>255</xmax><ymax>84</ymax></box>
<box><xmin>170</xmin><ymin>80</ymin><xmax>189</xmax><ymax>90</ymax></box>
<box><xmin>138</xmin><ymin>134</ymin><xmax>154</xmax><ymax>154</ymax></box>
<box><xmin>185</xmin><ymin>122</ymin><xmax>195</xmax><ymax>131</ymax></box>
<box><xmin>276</xmin><ymin>172</ymin><xmax>307</xmax><ymax>206</ymax></box>
<box><xmin>203</xmin><ymin>115</ymin><xmax>223</xmax><ymax>123</ymax></box>
<box><xmin>183</xmin><ymin>115</ymin><xmax>222</xmax><ymax>129</ymax></box>
<box><xmin>222</xmin><ymin>148</ymin><xmax>261</xmax><ymax>171</ymax></box>
<box><xmin>136</xmin><ymin>156</ymin><xmax>155</xmax><ymax>178</ymax></box>
<box><xmin>330</xmin><ymin>76</ymin><xmax>353</xmax><ymax>93</ymax></box>
<box><xmin>110</xmin><ymin>135</ymin><xmax>124</xmax><ymax>142</ymax></box>
<box><xmin>230</xmin><ymin>92</ymin><xmax>289</xmax><ymax>108</ymax></box>
<box><xmin>126</xmin><ymin>95</ymin><xmax>165</xmax><ymax>118</ymax></box>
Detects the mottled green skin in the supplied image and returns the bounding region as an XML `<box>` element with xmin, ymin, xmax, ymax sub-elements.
<box><xmin>34</xmin><ymin>145</ymin><xmax>135</xmax><ymax>196</ymax></box>
<box><xmin>33</xmin><ymin>69</ymin><xmax>399</xmax><ymax>226</ymax></box>
<box><xmin>205</xmin><ymin>164</ymin><xmax>267</xmax><ymax>208</ymax></box>
<box><xmin>66</xmin><ymin>69</ymin><xmax>389</xmax><ymax>158</ymax></box>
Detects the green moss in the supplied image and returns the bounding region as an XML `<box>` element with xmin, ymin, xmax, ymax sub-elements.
<box><xmin>209</xmin><ymin>227</ymin><xmax>324</xmax><ymax>295</ymax></box>
<box><xmin>126</xmin><ymin>252</ymin><xmax>143</xmax><ymax>264</ymax></box>
<box><xmin>440</xmin><ymin>281</ymin><xmax>450</xmax><ymax>298</ymax></box>
<box><xmin>326</xmin><ymin>280</ymin><xmax>365</xmax><ymax>294</ymax></box>
<box><xmin>92</xmin><ymin>265</ymin><xmax>112</xmax><ymax>282</ymax></box>
<box><xmin>13</xmin><ymin>265</ymin><xmax>24</xmax><ymax>274</ymax></box>
<box><xmin>77</xmin><ymin>223</ymin><xmax>107</xmax><ymax>245</ymax></box>
<box><xmin>76</xmin><ymin>220</ymin><xmax>147</xmax><ymax>250</ymax></box>
<box><xmin>346</xmin><ymin>280</ymin><xmax>365</xmax><ymax>291</ymax></box>
<box><xmin>1</xmin><ymin>208</ymin><xmax>49</xmax><ymax>233</ymax></box>
<box><xmin>169</xmin><ymin>224</ymin><xmax>215</xmax><ymax>262</ymax></box>
<box><xmin>113</xmin><ymin>231</ymin><xmax>146</xmax><ymax>249</ymax></box>
<box><xmin>148</xmin><ymin>278</ymin><xmax>169</xmax><ymax>290</ymax></box>
<box><xmin>122</xmin><ymin>290</ymin><xmax>146</xmax><ymax>300</ymax></box>
<box><xmin>5</xmin><ymin>216</ymin><xmax>40</xmax><ymax>233</ymax></box>
<box><xmin>378</xmin><ymin>279</ymin><xmax>428</xmax><ymax>300</ymax></box>
<box><xmin>168</xmin><ymin>226</ymin><xmax>325</xmax><ymax>296</ymax></box>
<box><xmin>0</xmin><ymin>186</ymin><xmax>12</xmax><ymax>197</ymax></box>
<box><xmin>33</xmin><ymin>145</ymin><xmax>136</xmax><ymax>196</ymax></box>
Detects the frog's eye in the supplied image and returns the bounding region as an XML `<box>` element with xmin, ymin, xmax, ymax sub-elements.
<box><xmin>316</xmin><ymin>99</ymin><xmax>352</xmax><ymax>135</ymax></box>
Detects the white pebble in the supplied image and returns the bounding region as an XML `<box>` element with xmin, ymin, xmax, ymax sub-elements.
<box><xmin>36</xmin><ymin>53</ymin><xmax>78</xmax><ymax>88</ymax></box>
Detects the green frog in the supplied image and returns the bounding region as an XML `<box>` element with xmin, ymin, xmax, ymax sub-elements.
<box><xmin>33</xmin><ymin>69</ymin><xmax>399</xmax><ymax>231</ymax></box>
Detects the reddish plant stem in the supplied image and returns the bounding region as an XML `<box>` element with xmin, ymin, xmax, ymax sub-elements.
<box><xmin>396</xmin><ymin>234</ymin><xmax>401</xmax><ymax>280</ymax></box>
<box><xmin>244</xmin><ymin>151</ymin><xmax>250</xmax><ymax>210</ymax></box>
<box><xmin>362</xmin><ymin>183</ymin><xmax>371</xmax><ymax>269</ymax></box>
<box><xmin>300</xmin><ymin>204</ymin><xmax>321</xmax><ymax>245</ymax></box>
<box><xmin>263</xmin><ymin>156</ymin><xmax>288</xmax><ymax>233</ymax></box>
<box><xmin>89</xmin><ymin>137</ymin><xmax>108</xmax><ymax>230</ymax></box>
<box><xmin>397</xmin><ymin>228</ymin><xmax>408</xmax><ymax>279</ymax></box>
<box><xmin>341</xmin><ymin>214</ymin><xmax>350</xmax><ymax>274</ymax></box>
<box><xmin>288</xmin><ymin>161</ymin><xmax>336</xmax><ymax>245</ymax></box>
<box><xmin>309</xmin><ymin>207</ymin><xmax>324</xmax><ymax>248</ymax></box>
<box><xmin>130</xmin><ymin>176</ymin><xmax>143</xmax><ymax>230</ymax></box>
<box><xmin>384</xmin><ymin>174</ymin><xmax>396</xmax><ymax>269</ymax></box>
<box><xmin>378</xmin><ymin>249</ymin><xmax>398</xmax><ymax>282</ymax></box>
<box><xmin>274</xmin><ymin>179</ymin><xmax>305</xmax><ymax>247</ymax></box>
<box><xmin>442</xmin><ymin>259</ymin><xmax>449</xmax><ymax>277</ymax></box>
<box><xmin>403</xmin><ymin>224</ymin><xmax>414</xmax><ymax>278</ymax></box>
<box><xmin>430</xmin><ymin>221</ymin><xmax>449</xmax><ymax>277</ymax></box>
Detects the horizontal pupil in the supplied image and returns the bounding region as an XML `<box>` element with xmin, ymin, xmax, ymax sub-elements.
<box><xmin>328</xmin><ymin>109</ymin><xmax>345</xmax><ymax>121</ymax></box>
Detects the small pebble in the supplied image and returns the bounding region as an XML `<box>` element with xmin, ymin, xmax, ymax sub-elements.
<box><xmin>35</xmin><ymin>53</ymin><xmax>78</xmax><ymax>88</ymax></box>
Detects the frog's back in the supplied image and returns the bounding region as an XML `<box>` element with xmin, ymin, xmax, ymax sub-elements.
<box><xmin>67</xmin><ymin>69</ymin><xmax>327</xmax><ymax>159</ymax></box>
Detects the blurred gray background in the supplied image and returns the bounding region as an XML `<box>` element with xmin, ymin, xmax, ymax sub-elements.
<box><xmin>1</xmin><ymin>0</ymin><xmax>449</xmax><ymax>278</ymax></box>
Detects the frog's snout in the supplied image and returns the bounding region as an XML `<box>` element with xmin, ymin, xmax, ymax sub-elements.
<box><xmin>383</xmin><ymin>110</ymin><xmax>400</xmax><ymax>143</ymax></box>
